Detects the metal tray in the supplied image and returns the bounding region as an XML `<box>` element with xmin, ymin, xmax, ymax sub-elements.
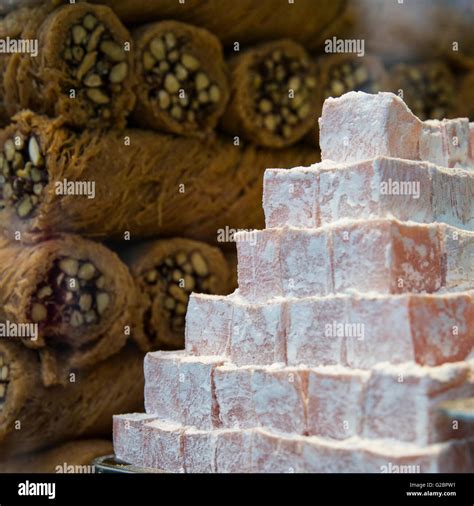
<box><xmin>92</xmin><ymin>455</ymin><xmax>165</xmax><ymax>474</ymax></box>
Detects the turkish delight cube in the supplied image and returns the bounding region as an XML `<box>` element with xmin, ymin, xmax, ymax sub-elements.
<box><xmin>142</xmin><ymin>419</ymin><xmax>184</xmax><ymax>472</ymax></box>
<box><xmin>185</xmin><ymin>294</ymin><xmax>233</xmax><ymax>356</ymax></box>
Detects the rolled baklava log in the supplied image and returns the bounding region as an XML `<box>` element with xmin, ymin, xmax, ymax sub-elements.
<box><xmin>132</xmin><ymin>21</ymin><xmax>229</xmax><ymax>137</ymax></box>
<box><xmin>0</xmin><ymin>439</ymin><xmax>112</xmax><ymax>473</ymax></box>
<box><xmin>122</xmin><ymin>238</ymin><xmax>231</xmax><ymax>351</ymax></box>
<box><xmin>0</xmin><ymin>2</ymin><xmax>135</xmax><ymax>128</ymax></box>
<box><xmin>388</xmin><ymin>62</ymin><xmax>456</xmax><ymax>121</ymax></box>
<box><xmin>0</xmin><ymin>341</ymin><xmax>144</xmax><ymax>458</ymax></box>
<box><xmin>221</xmin><ymin>40</ymin><xmax>318</xmax><ymax>148</ymax></box>
<box><xmin>0</xmin><ymin>234</ymin><xmax>136</xmax><ymax>386</ymax></box>
<box><xmin>0</xmin><ymin>110</ymin><xmax>318</xmax><ymax>244</ymax></box>
<box><xmin>90</xmin><ymin>0</ymin><xmax>346</xmax><ymax>50</ymax></box>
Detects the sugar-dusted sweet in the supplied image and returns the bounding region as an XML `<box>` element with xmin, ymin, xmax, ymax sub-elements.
<box><xmin>307</xmin><ymin>366</ymin><xmax>369</xmax><ymax>439</ymax></box>
<box><xmin>287</xmin><ymin>295</ymin><xmax>347</xmax><ymax>366</ymax></box>
<box><xmin>252</xmin><ymin>366</ymin><xmax>308</xmax><ymax>434</ymax></box>
<box><xmin>408</xmin><ymin>292</ymin><xmax>474</xmax><ymax>367</ymax></box>
<box><xmin>182</xmin><ymin>428</ymin><xmax>215</xmax><ymax>473</ymax></box>
<box><xmin>332</xmin><ymin>219</ymin><xmax>443</xmax><ymax>294</ymax></box>
<box><xmin>251</xmin><ymin>429</ymin><xmax>306</xmax><ymax>473</ymax></box>
<box><xmin>230</xmin><ymin>299</ymin><xmax>285</xmax><ymax>366</ymax></box>
<box><xmin>420</xmin><ymin>118</ymin><xmax>471</xmax><ymax>169</ymax></box>
<box><xmin>346</xmin><ymin>294</ymin><xmax>414</xmax><ymax>368</ymax></box>
<box><xmin>144</xmin><ymin>351</ymin><xmax>184</xmax><ymax>420</ymax></box>
<box><xmin>214</xmin><ymin>429</ymin><xmax>253</xmax><ymax>473</ymax></box>
<box><xmin>214</xmin><ymin>364</ymin><xmax>256</xmax><ymax>429</ymax></box>
<box><xmin>362</xmin><ymin>361</ymin><xmax>473</xmax><ymax>445</ymax></box>
<box><xmin>113</xmin><ymin>413</ymin><xmax>157</xmax><ymax>468</ymax></box>
<box><xmin>319</xmin><ymin>91</ymin><xmax>471</xmax><ymax>168</ymax></box>
<box><xmin>265</xmin><ymin>157</ymin><xmax>474</xmax><ymax>231</ymax></box>
<box><xmin>236</xmin><ymin>228</ymin><xmax>282</xmax><ymax>301</ymax></box>
<box><xmin>179</xmin><ymin>355</ymin><xmax>224</xmax><ymax>430</ymax></box>
<box><xmin>142</xmin><ymin>419</ymin><xmax>184</xmax><ymax>472</ymax></box>
<box><xmin>185</xmin><ymin>294</ymin><xmax>233</xmax><ymax>356</ymax></box>
<box><xmin>319</xmin><ymin>92</ymin><xmax>422</xmax><ymax>164</ymax></box>
<box><xmin>263</xmin><ymin>165</ymin><xmax>319</xmax><ymax>229</ymax></box>
<box><xmin>319</xmin><ymin>157</ymin><xmax>434</xmax><ymax>226</ymax></box>
<box><xmin>280</xmin><ymin>227</ymin><xmax>332</xmax><ymax>297</ymax></box>
<box><xmin>431</xmin><ymin>166</ymin><xmax>474</xmax><ymax>230</ymax></box>
<box><xmin>439</xmin><ymin>224</ymin><xmax>474</xmax><ymax>290</ymax></box>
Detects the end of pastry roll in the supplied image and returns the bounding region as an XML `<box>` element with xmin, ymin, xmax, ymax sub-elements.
<box><xmin>0</xmin><ymin>127</ymin><xmax>48</xmax><ymax>222</ymax></box>
<box><xmin>388</xmin><ymin>61</ymin><xmax>456</xmax><ymax>120</ymax></box>
<box><xmin>132</xmin><ymin>20</ymin><xmax>229</xmax><ymax>137</ymax></box>
<box><xmin>0</xmin><ymin>233</ymin><xmax>135</xmax><ymax>383</ymax></box>
<box><xmin>23</xmin><ymin>2</ymin><xmax>135</xmax><ymax>128</ymax></box>
<box><xmin>29</xmin><ymin>253</ymin><xmax>113</xmax><ymax>341</ymax></box>
<box><xmin>125</xmin><ymin>239</ymin><xmax>231</xmax><ymax>351</ymax></box>
<box><xmin>305</xmin><ymin>53</ymin><xmax>388</xmax><ymax>145</ymax></box>
<box><xmin>221</xmin><ymin>39</ymin><xmax>318</xmax><ymax>148</ymax></box>
<box><xmin>318</xmin><ymin>53</ymin><xmax>388</xmax><ymax>101</ymax></box>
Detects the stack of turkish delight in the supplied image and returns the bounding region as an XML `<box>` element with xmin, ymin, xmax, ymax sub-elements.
<box><xmin>114</xmin><ymin>92</ymin><xmax>474</xmax><ymax>473</ymax></box>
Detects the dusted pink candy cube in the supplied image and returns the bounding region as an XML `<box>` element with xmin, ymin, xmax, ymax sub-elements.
<box><xmin>263</xmin><ymin>166</ymin><xmax>319</xmax><ymax>229</ymax></box>
<box><xmin>251</xmin><ymin>429</ymin><xmax>306</xmax><ymax>473</ymax></box>
<box><xmin>142</xmin><ymin>419</ymin><xmax>184</xmax><ymax>472</ymax></box>
<box><xmin>332</xmin><ymin>220</ymin><xmax>443</xmax><ymax>294</ymax></box>
<box><xmin>252</xmin><ymin>367</ymin><xmax>308</xmax><ymax>435</ymax></box>
<box><xmin>319</xmin><ymin>92</ymin><xmax>422</xmax><ymax>164</ymax></box>
<box><xmin>113</xmin><ymin>413</ymin><xmax>157</xmax><ymax>468</ymax></box>
<box><xmin>431</xmin><ymin>167</ymin><xmax>474</xmax><ymax>230</ymax></box>
<box><xmin>179</xmin><ymin>356</ymin><xmax>224</xmax><ymax>430</ymax></box>
<box><xmin>230</xmin><ymin>300</ymin><xmax>285</xmax><ymax>366</ymax></box>
<box><xmin>362</xmin><ymin>361</ymin><xmax>472</xmax><ymax>445</ymax></box>
<box><xmin>409</xmin><ymin>292</ymin><xmax>474</xmax><ymax>367</ymax></box>
<box><xmin>236</xmin><ymin>228</ymin><xmax>282</xmax><ymax>302</ymax></box>
<box><xmin>144</xmin><ymin>351</ymin><xmax>184</xmax><ymax>420</ymax></box>
<box><xmin>307</xmin><ymin>366</ymin><xmax>369</xmax><ymax>439</ymax></box>
<box><xmin>280</xmin><ymin>228</ymin><xmax>332</xmax><ymax>297</ymax></box>
<box><xmin>440</xmin><ymin>225</ymin><xmax>474</xmax><ymax>290</ymax></box>
<box><xmin>214</xmin><ymin>364</ymin><xmax>256</xmax><ymax>429</ymax></box>
<box><xmin>182</xmin><ymin>428</ymin><xmax>215</xmax><ymax>473</ymax></box>
<box><xmin>346</xmin><ymin>294</ymin><xmax>413</xmax><ymax>368</ymax></box>
<box><xmin>420</xmin><ymin>118</ymin><xmax>471</xmax><ymax>168</ymax></box>
<box><xmin>287</xmin><ymin>296</ymin><xmax>347</xmax><ymax>366</ymax></box>
<box><xmin>320</xmin><ymin>158</ymin><xmax>434</xmax><ymax>227</ymax></box>
<box><xmin>215</xmin><ymin>429</ymin><xmax>253</xmax><ymax>473</ymax></box>
<box><xmin>185</xmin><ymin>294</ymin><xmax>233</xmax><ymax>356</ymax></box>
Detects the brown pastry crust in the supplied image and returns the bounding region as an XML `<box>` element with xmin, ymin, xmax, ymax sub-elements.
<box><xmin>0</xmin><ymin>233</ymin><xmax>136</xmax><ymax>385</ymax></box>
<box><xmin>0</xmin><ymin>341</ymin><xmax>144</xmax><ymax>457</ymax></box>
<box><xmin>122</xmin><ymin>238</ymin><xmax>230</xmax><ymax>351</ymax></box>
<box><xmin>0</xmin><ymin>110</ymin><xmax>319</xmax><ymax>245</ymax></box>
<box><xmin>89</xmin><ymin>0</ymin><xmax>346</xmax><ymax>51</ymax></box>
<box><xmin>132</xmin><ymin>20</ymin><xmax>229</xmax><ymax>137</ymax></box>
<box><xmin>220</xmin><ymin>40</ymin><xmax>318</xmax><ymax>148</ymax></box>
<box><xmin>0</xmin><ymin>2</ymin><xmax>136</xmax><ymax>129</ymax></box>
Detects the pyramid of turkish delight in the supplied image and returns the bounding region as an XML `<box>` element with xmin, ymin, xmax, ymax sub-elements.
<box><xmin>114</xmin><ymin>92</ymin><xmax>474</xmax><ymax>473</ymax></box>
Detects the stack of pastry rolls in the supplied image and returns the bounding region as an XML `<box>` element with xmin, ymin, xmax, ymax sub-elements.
<box><xmin>0</xmin><ymin>0</ymin><xmax>321</xmax><ymax>463</ymax></box>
